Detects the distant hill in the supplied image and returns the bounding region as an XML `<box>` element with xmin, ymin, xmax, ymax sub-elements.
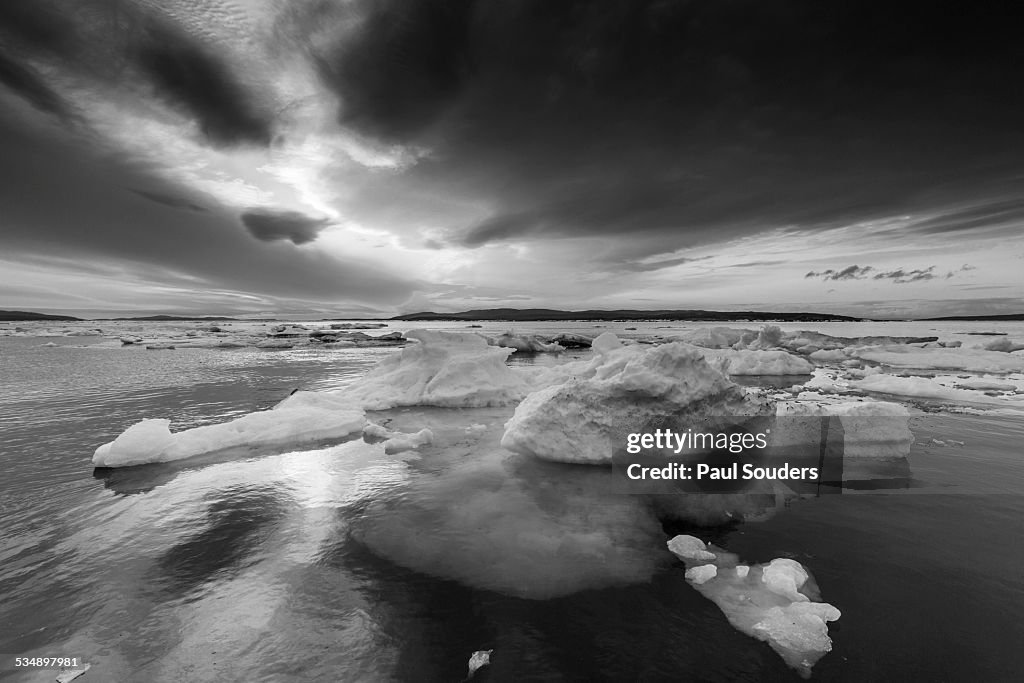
<box><xmin>0</xmin><ymin>310</ymin><xmax>82</xmax><ymax>321</ymax></box>
<box><xmin>919</xmin><ymin>313</ymin><xmax>1024</xmax><ymax>322</ymax></box>
<box><xmin>391</xmin><ymin>308</ymin><xmax>862</xmax><ymax>322</ymax></box>
<box><xmin>106</xmin><ymin>315</ymin><xmax>240</xmax><ymax>321</ymax></box>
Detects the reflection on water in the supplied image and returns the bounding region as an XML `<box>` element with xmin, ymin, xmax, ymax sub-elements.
<box><xmin>2</xmin><ymin>333</ymin><xmax>1024</xmax><ymax>681</ymax></box>
<box><xmin>153</xmin><ymin>484</ymin><xmax>286</xmax><ymax>598</ymax></box>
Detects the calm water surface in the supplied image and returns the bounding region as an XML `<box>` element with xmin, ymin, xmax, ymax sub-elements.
<box><xmin>2</xmin><ymin>321</ymin><xmax>1024</xmax><ymax>682</ymax></box>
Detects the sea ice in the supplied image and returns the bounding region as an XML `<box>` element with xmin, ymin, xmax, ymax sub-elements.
<box><xmin>667</xmin><ymin>535</ymin><xmax>840</xmax><ymax>677</ymax></box>
<box><xmin>849</xmin><ymin>345</ymin><xmax>1024</xmax><ymax>373</ymax></box>
<box><xmin>674</xmin><ymin>326</ymin><xmax>756</xmax><ymax>349</ymax></box>
<box><xmin>256</xmin><ymin>339</ymin><xmax>294</xmax><ymax>349</ymax></box>
<box><xmin>852</xmin><ymin>373</ymin><xmax>1018</xmax><ymax>404</ymax></box>
<box><xmin>981</xmin><ymin>337</ymin><xmax>1024</xmax><ymax>353</ymax></box>
<box><xmin>489</xmin><ymin>332</ymin><xmax>565</xmax><ymax>353</ymax></box>
<box><xmin>700</xmin><ymin>348</ymin><xmax>815</xmax><ymax>375</ymax></box>
<box><xmin>93</xmin><ymin>391</ymin><xmax>365</xmax><ymax>467</ymax></box>
<box><xmin>340</xmin><ymin>329</ymin><xmax>531</xmax><ymax>409</ymax></box>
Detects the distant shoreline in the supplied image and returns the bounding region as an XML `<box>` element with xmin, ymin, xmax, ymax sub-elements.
<box><xmin>3</xmin><ymin>308</ymin><xmax>1023</xmax><ymax>323</ymax></box>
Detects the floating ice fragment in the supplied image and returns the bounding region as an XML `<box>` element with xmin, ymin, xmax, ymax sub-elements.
<box><xmin>667</xmin><ymin>534</ymin><xmax>840</xmax><ymax>677</ymax></box>
<box><xmin>383</xmin><ymin>428</ymin><xmax>433</xmax><ymax>454</ymax></box>
<box><xmin>93</xmin><ymin>391</ymin><xmax>365</xmax><ymax>467</ymax></box>
<box><xmin>666</xmin><ymin>535</ymin><xmax>717</xmax><ymax>561</ymax></box>
<box><xmin>467</xmin><ymin>649</ymin><xmax>492</xmax><ymax>677</ymax></box>
<box><xmin>56</xmin><ymin>663</ymin><xmax>91</xmax><ymax>682</ymax></box>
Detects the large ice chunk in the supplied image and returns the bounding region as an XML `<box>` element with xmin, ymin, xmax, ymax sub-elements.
<box><xmin>93</xmin><ymin>391</ymin><xmax>365</xmax><ymax>467</ymax></box>
<box><xmin>667</xmin><ymin>535</ymin><xmax>840</xmax><ymax>677</ymax></box>
<box><xmin>501</xmin><ymin>336</ymin><xmax>771</xmax><ymax>464</ymax></box>
<box><xmin>341</xmin><ymin>330</ymin><xmax>531</xmax><ymax>409</ymax></box>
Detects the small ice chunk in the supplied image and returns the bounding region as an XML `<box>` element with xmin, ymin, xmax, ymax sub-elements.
<box><xmin>666</xmin><ymin>535</ymin><xmax>840</xmax><ymax>677</ymax></box>
<box><xmin>383</xmin><ymin>428</ymin><xmax>433</xmax><ymax>454</ymax></box>
<box><xmin>667</xmin><ymin>535</ymin><xmax>717</xmax><ymax>562</ymax></box>
<box><xmin>363</xmin><ymin>423</ymin><xmax>434</xmax><ymax>454</ymax></box>
<box><xmin>56</xmin><ymin>663</ymin><xmax>91</xmax><ymax>683</ymax></box>
<box><xmin>362</xmin><ymin>422</ymin><xmax>392</xmax><ymax>439</ymax></box>
<box><xmin>467</xmin><ymin>649</ymin><xmax>492</xmax><ymax>677</ymax></box>
<box><xmin>685</xmin><ymin>564</ymin><xmax>718</xmax><ymax>584</ymax></box>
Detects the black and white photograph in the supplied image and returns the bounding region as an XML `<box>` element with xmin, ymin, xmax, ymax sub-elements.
<box><xmin>2</xmin><ymin>1</ymin><xmax>1023</xmax><ymax>681</ymax></box>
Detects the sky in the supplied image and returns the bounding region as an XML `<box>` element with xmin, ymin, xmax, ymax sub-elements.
<box><xmin>1</xmin><ymin>0</ymin><xmax>1022</xmax><ymax>319</ymax></box>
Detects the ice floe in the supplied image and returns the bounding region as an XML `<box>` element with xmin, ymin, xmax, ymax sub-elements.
<box><xmin>93</xmin><ymin>391</ymin><xmax>365</xmax><ymax>467</ymax></box>
<box><xmin>501</xmin><ymin>334</ymin><xmax>771</xmax><ymax>464</ymax></box>
<box><xmin>849</xmin><ymin>345</ymin><xmax>1024</xmax><ymax>373</ymax></box>
<box><xmin>667</xmin><ymin>535</ymin><xmax>840</xmax><ymax>677</ymax></box>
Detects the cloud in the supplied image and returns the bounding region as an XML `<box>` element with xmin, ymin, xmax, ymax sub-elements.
<box><xmin>872</xmin><ymin>267</ymin><xmax>936</xmax><ymax>284</ymax></box>
<box><xmin>806</xmin><ymin>264</ymin><xmax>976</xmax><ymax>285</ymax></box>
<box><xmin>131</xmin><ymin>189</ymin><xmax>208</xmax><ymax>213</ymax></box>
<box><xmin>297</xmin><ymin>0</ymin><xmax>1024</xmax><ymax>253</ymax></box>
<box><xmin>0</xmin><ymin>48</ymin><xmax>75</xmax><ymax>121</ymax></box>
<box><xmin>805</xmin><ymin>265</ymin><xmax>874</xmax><ymax>281</ymax></box>
<box><xmin>0</xmin><ymin>0</ymin><xmax>1021</xmax><ymax>316</ymax></box>
<box><xmin>0</xmin><ymin>0</ymin><xmax>274</xmax><ymax>148</ymax></box>
<box><xmin>240</xmin><ymin>209</ymin><xmax>331</xmax><ymax>245</ymax></box>
<box><xmin>906</xmin><ymin>196</ymin><xmax>1024</xmax><ymax>235</ymax></box>
<box><xmin>130</xmin><ymin>19</ymin><xmax>274</xmax><ymax>147</ymax></box>
<box><xmin>0</xmin><ymin>118</ymin><xmax>414</xmax><ymax>307</ymax></box>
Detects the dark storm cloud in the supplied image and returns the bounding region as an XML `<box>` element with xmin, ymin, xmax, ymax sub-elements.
<box><xmin>0</xmin><ymin>0</ymin><xmax>273</xmax><ymax>147</ymax></box>
<box><xmin>300</xmin><ymin>0</ymin><xmax>1024</xmax><ymax>250</ymax></box>
<box><xmin>0</xmin><ymin>48</ymin><xmax>74</xmax><ymax>120</ymax></box>
<box><xmin>241</xmin><ymin>210</ymin><xmax>330</xmax><ymax>245</ymax></box>
<box><xmin>130</xmin><ymin>20</ymin><xmax>274</xmax><ymax>147</ymax></box>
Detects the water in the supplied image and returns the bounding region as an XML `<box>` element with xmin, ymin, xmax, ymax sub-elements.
<box><xmin>2</xmin><ymin>321</ymin><xmax>1024</xmax><ymax>681</ymax></box>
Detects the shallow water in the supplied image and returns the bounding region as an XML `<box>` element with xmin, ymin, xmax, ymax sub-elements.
<box><xmin>2</xmin><ymin>322</ymin><xmax>1024</xmax><ymax>682</ymax></box>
